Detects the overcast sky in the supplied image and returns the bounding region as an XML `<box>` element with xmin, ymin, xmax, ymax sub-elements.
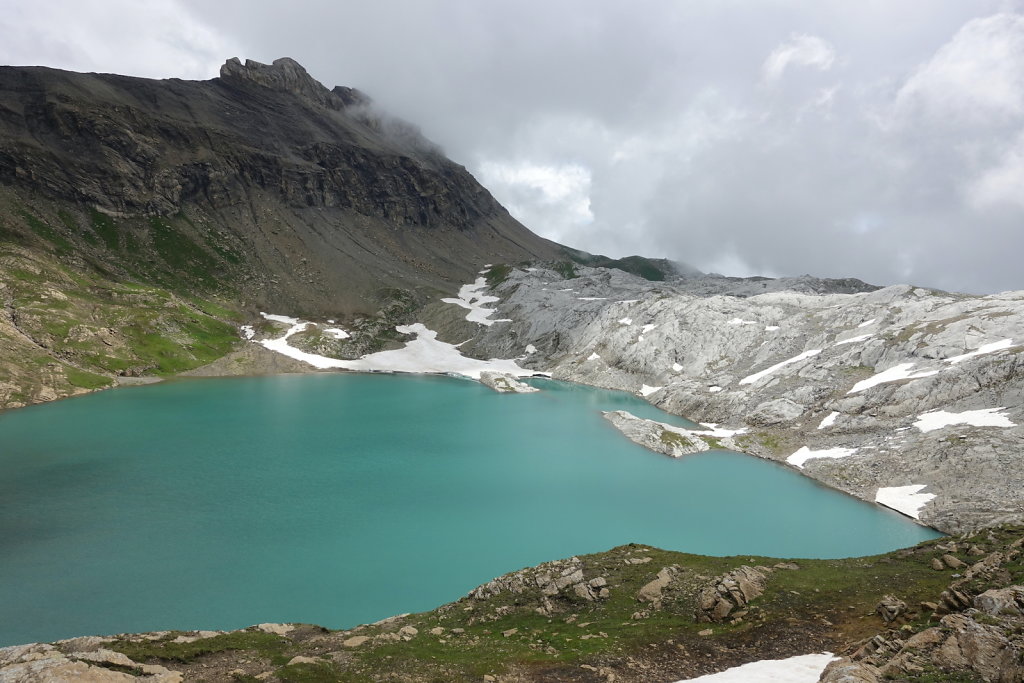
<box><xmin>3</xmin><ymin>1</ymin><xmax>1024</xmax><ymax>293</ymax></box>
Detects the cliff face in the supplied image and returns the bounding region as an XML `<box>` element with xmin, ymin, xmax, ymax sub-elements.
<box><xmin>0</xmin><ymin>58</ymin><xmax>564</xmax><ymax>408</ymax></box>
<box><xmin>0</xmin><ymin>57</ymin><xmax>561</xmax><ymax>315</ymax></box>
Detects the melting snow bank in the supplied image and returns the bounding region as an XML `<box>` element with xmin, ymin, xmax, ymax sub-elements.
<box><xmin>847</xmin><ymin>362</ymin><xmax>939</xmax><ymax>394</ymax></box>
<box><xmin>817</xmin><ymin>411</ymin><xmax>839</xmax><ymax>429</ymax></box>
<box><xmin>257</xmin><ymin>316</ymin><xmax>543</xmax><ymax>381</ymax></box>
<box><xmin>603</xmin><ymin>410</ymin><xmax>746</xmax><ymax>458</ymax></box>
<box><xmin>914</xmin><ymin>407</ymin><xmax>1016</xmax><ymax>432</ymax></box>
<box><xmin>946</xmin><ymin>338</ymin><xmax>1014</xmax><ymax>364</ymax></box>
<box><xmin>639</xmin><ymin>384</ymin><xmax>662</xmax><ymax>397</ymax></box>
<box><xmin>875</xmin><ymin>485</ymin><xmax>935</xmax><ymax>520</ymax></box>
<box><xmin>674</xmin><ymin>652</ymin><xmax>837</xmax><ymax>683</ymax></box>
<box><xmin>786</xmin><ymin>446</ymin><xmax>858</xmax><ymax>469</ymax></box>
<box><xmin>441</xmin><ymin>278</ymin><xmax>512</xmax><ymax>326</ymax></box>
<box><xmin>740</xmin><ymin>349</ymin><xmax>821</xmax><ymax>385</ymax></box>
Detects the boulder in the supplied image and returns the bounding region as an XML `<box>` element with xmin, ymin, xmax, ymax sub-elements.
<box><xmin>973</xmin><ymin>586</ymin><xmax>1024</xmax><ymax>616</ymax></box>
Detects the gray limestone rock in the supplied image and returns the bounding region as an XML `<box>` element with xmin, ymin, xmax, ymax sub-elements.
<box><xmin>478</xmin><ymin>371</ymin><xmax>539</xmax><ymax>394</ymax></box>
<box><xmin>459</xmin><ymin>267</ymin><xmax>1024</xmax><ymax>533</ymax></box>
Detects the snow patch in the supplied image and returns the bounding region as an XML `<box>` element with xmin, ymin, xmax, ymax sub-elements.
<box><xmin>619</xmin><ymin>317</ymin><xmax>633</xmax><ymax>326</ymax></box>
<box><xmin>525</xmin><ymin>344</ymin><xmax>537</xmax><ymax>354</ymax></box>
<box><xmin>258</xmin><ymin>317</ymin><xmax>541</xmax><ymax>380</ymax></box>
<box><xmin>261</xmin><ymin>312</ymin><xmax>301</xmax><ymax>325</ymax></box>
<box><xmin>674</xmin><ymin>652</ymin><xmax>837</xmax><ymax>683</ymax></box>
<box><xmin>764</xmin><ymin>325</ymin><xmax>780</xmax><ymax>331</ymax></box>
<box><xmin>441</xmin><ymin>278</ymin><xmax>512</xmax><ymax>326</ymax></box>
<box><xmin>577</xmin><ymin>297</ymin><xmax>607</xmax><ymax>301</ymax></box>
<box><xmin>945</xmin><ymin>338</ymin><xmax>1014</xmax><ymax>364</ymax></box>
<box><xmin>834</xmin><ymin>333</ymin><xmax>873</xmax><ymax>346</ymax></box>
<box><xmin>817</xmin><ymin>411</ymin><xmax>839</xmax><ymax>429</ymax></box>
<box><xmin>914</xmin><ymin>407</ymin><xmax>1016</xmax><ymax>432</ymax></box>
<box><xmin>739</xmin><ymin>349</ymin><xmax>822</xmax><ymax>385</ymax></box>
<box><xmin>587</xmin><ymin>352</ymin><xmax>601</xmax><ymax>361</ymax></box>
<box><xmin>708</xmin><ymin>386</ymin><xmax>722</xmax><ymax>393</ymax></box>
<box><xmin>323</xmin><ymin>327</ymin><xmax>350</xmax><ymax>340</ymax></box>
<box><xmin>672</xmin><ymin>363</ymin><xmax>683</xmax><ymax>372</ymax></box>
<box><xmin>240</xmin><ymin>325</ymin><xmax>255</xmax><ymax>340</ymax></box>
<box><xmin>639</xmin><ymin>384</ymin><xmax>662</xmax><ymax>397</ymax></box>
<box><xmin>641</xmin><ymin>324</ymin><xmax>656</xmax><ymax>334</ymax></box>
<box><xmin>697</xmin><ymin>423</ymin><xmax>746</xmax><ymax>438</ymax></box>
<box><xmin>727</xmin><ymin>318</ymin><xmax>758</xmax><ymax>325</ymax></box>
<box><xmin>875</xmin><ymin>485</ymin><xmax>935</xmax><ymax>520</ymax></box>
<box><xmin>858</xmin><ymin>318</ymin><xmax>876</xmax><ymax>328</ymax></box>
<box><xmin>787</xmin><ymin>446</ymin><xmax>858</xmax><ymax>469</ymax></box>
<box><xmin>848</xmin><ymin>363</ymin><xmax>939</xmax><ymax>394</ymax></box>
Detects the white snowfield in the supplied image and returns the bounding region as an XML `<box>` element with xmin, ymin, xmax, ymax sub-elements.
<box><xmin>787</xmin><ymin>446</ymin><xmax>858</xmax><ymax>469</ymax></box>
<box><xmin>834</xmin><ymin>333</ymin><xmax>873</xmax><ymax>346</ymax></box>
<box><xmin>322</xmin><ymin>327</ymin><xmax>350</xmax><ymax>340</ymax></box>
<box><xmin>639</xmin><ymin>384</ymin><xmax>662</xmax><ymax>397</ymax></box>
<box><xmin>843</xmin><ymin>340</ymin><xmax>1014</xmax><ymax>394</ymax></box>
<box><xmin>697</xmin><ymin>423</ymin><xmax>747</xmax><ymax>438</ymax></box>
<box><xmin>817</xmin><ymin>411</ymin><xmax>839</xmax><ymax>429</ymax></box>
<box><xmin>847</xmin><ymin>362</ymin><xmax>938</xmax><ymax>394</ymax></box>
<box><xmin>258</xmin><ymin>317</ymin><xmax>541</xmax><ymax>380</ymax></box>
<box><xmin>261</xmin><ymin>313</ymin><xmax>301</xmax><ymax>325</ymax></box>
<box><xmin>674</xmin><ymin>652</ymin><xmax>837</xmax><ymax>683</ymax></box>
<box><xmin>945</xmin><ymin>338</ymin><xmax>1014</xmax><ymax>364</ymax></box>
<box><xmin>913</xmin><ymin>408</ymin><xmax>1016</xmax><ymax>432</ymax></box>
<box><xmin>875</xmin><ymin>485</ymin><xmax>935</xmax><ymax>519</ymax></box>
<box><xmin>739</xmin><ymin>349</ymin><xmax>821</xmax><ymax>385</ymax></box>
<box><xmin>441</xmin><ymin>278</ymin><xmax>512</xmax><ymax>326</ymax></box>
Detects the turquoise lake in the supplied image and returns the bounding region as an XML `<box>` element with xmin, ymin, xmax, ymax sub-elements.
<box><xmin>0</xmin><ymin>374</ymin><xmax>940</xmax><ymax>646</ymax></box>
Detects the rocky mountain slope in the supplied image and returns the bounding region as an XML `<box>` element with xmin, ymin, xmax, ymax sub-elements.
<box><xmin>0</xmin><ymin>58</ymin><xmax>564</xmax><ymax>408</ymax></box>
<box><xmin>442</xmin><ymin>265</ymin><xmax>1024</xmax><ymax>535</ymax></box>
<box><xmin>2</xmin><ymin>526</ymin><xmax>1020</xmax><ymax>682</ymax></box>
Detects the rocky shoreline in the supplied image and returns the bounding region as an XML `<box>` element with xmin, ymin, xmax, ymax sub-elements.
<box><xmin>3</xmin><ymin>527</ymin><xmax>1020</xmax><ymax>682</ymax></box>
<box><xmin>453</xmin><ymin>265</ymin><xmax>1024</xmax><ymax>535</ymax></box>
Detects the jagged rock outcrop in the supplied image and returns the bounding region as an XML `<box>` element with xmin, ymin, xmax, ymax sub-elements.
<box><xmin>478</xmin><ymin>370</ymin><xmax>539</xmax><ymax>393</ymax></box>
<box><xmin>824</xmin><ymin>535</ymin><xmax>1024</xmax><ymax>682</ymax></box>
<box><xmin>0</xmin><ymin>642</ymin><xmax>183</xmax><ymax>682</ymax></box>
<box><xmin>695</xmin><ymin>566</ymin><xmax>773</xmax><ymax>623</ymax></box>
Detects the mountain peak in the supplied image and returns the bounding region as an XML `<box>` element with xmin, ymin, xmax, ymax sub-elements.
<box><xmin>219</xmin><ymin>57</ymin><xmax>347</xmax><ymax>107</ymax></box>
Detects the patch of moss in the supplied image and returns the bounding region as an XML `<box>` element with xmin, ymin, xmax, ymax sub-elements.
<box><xmin>19</xmin><ymin>209</ymin><xmax>72</xmax><ymax>253</ymax></box>
<box><xmin>109</xmin><ymin>631</ymin><xmax>291</xmax><ymax>665</ymax></box>
<box><xmin>147</xmin><ymin>216</ymin><xmax>221</xmax><ymax>285</ymax></box>
<box><xmin>552</xmin><ymin>261</ymin><xmax>578</xmax><ymax>280</ymax></box>
<box><xmin>275</xmin><ymin>661</ymin><xmax>349</xmax><ymax>682</ymax></box>
<box><xmin>659</xmin><ymin>429</ymin><xmax>691</xmax><ymax>448</ymax></box>
<box><xmin>89</xmin><ymin>209</ymin><xmax>120</xmax><ymax>250</ymax></box>
<box><xmin>64</xmin><ymin>366</ymin><xmax>112</xmax><ymax>390</ymax></box>
<box><xmin>484</xmin><ymin>263</ymin><xmax>512</xmax><ymax>287</ymax></box>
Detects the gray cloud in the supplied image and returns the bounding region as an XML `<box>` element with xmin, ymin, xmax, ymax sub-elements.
<box><xmin>3</xmin><ymin>1</ymin><xmax>1024</xmax><ymax>292</ymax></box>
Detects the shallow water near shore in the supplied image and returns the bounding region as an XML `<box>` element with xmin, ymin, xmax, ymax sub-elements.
<box><xmin>0</xmin><ymin>373</ymin><xmax>939</xmax><ymax>646</ymax></box>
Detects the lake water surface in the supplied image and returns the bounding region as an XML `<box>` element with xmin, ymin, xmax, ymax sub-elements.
<box><xmin>0</xmin><ymin>374</ymin><xmax>939</xmax><ymax>646</ymax></box>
